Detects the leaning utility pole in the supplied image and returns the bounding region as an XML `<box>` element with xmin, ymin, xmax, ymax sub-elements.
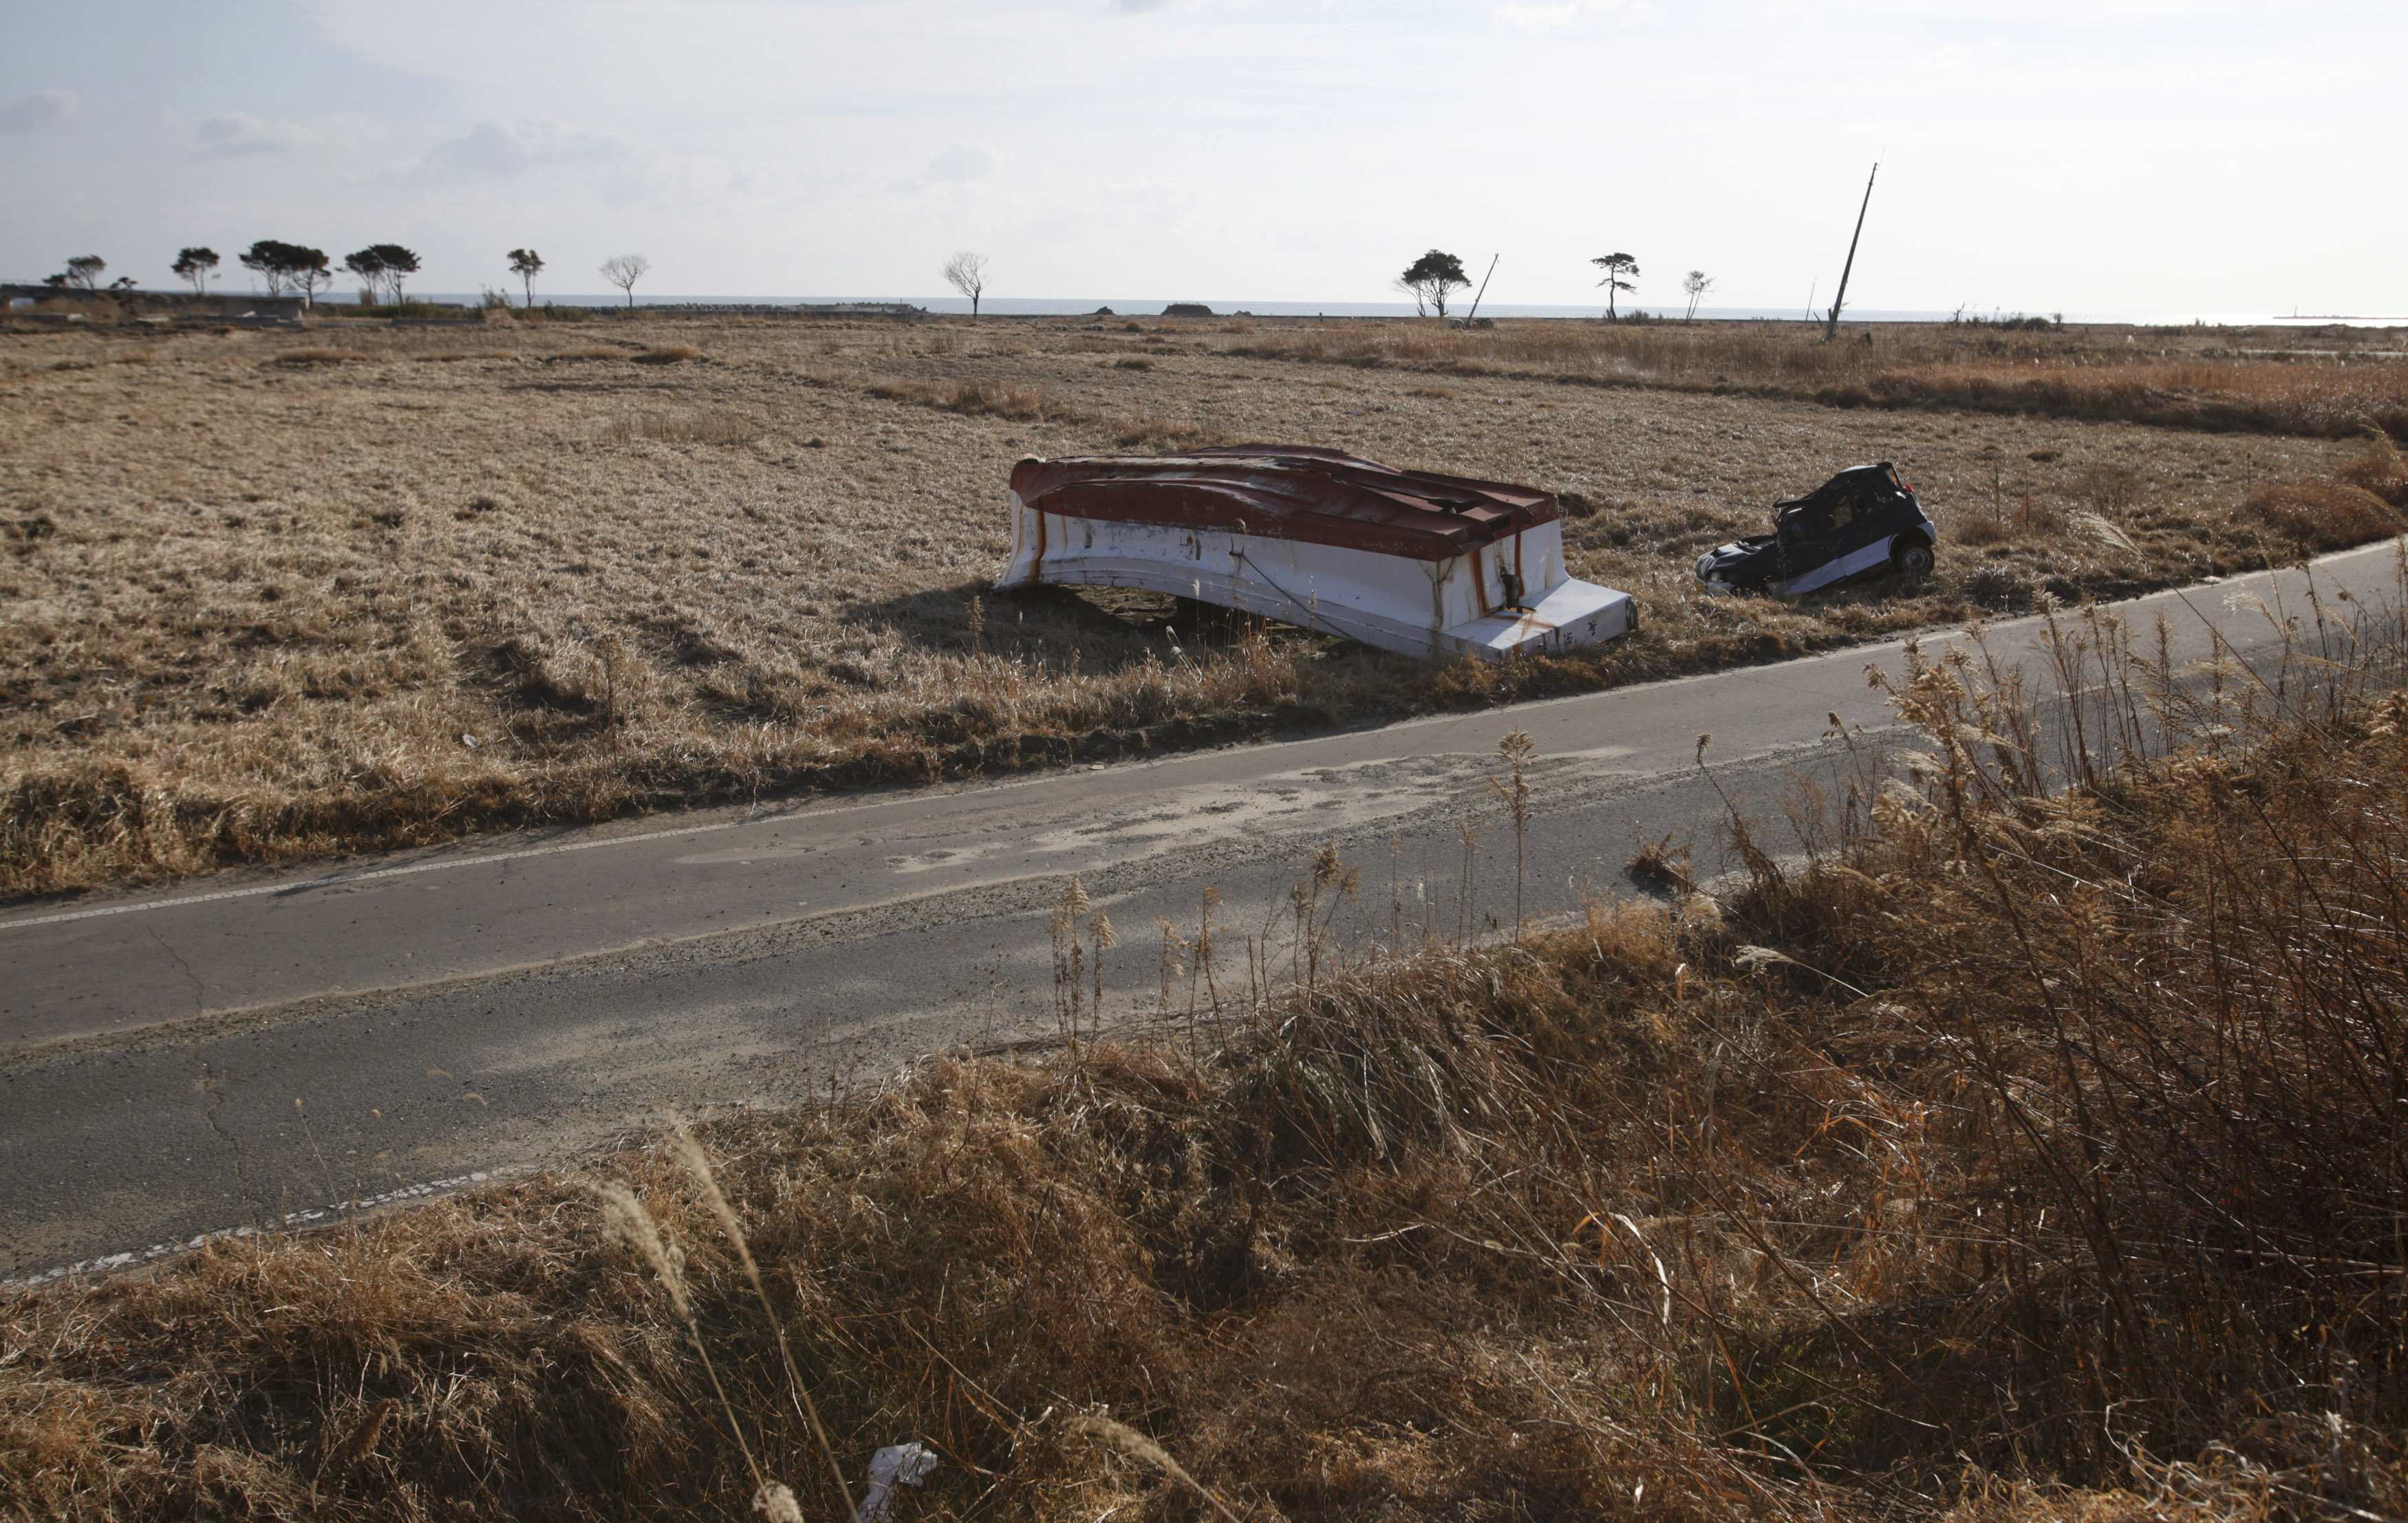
<box><xmin>1823</xmin><ymin>161</ymin><xmax>1878</xmax><ymax>342</ymax></box>
<box><xmin>1462</xmin><ymin>254</ymin><xmax>1499</xmax><ymax>325</ymax></box>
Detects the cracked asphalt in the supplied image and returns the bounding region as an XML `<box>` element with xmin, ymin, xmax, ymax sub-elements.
<box><xmin>4</xmin><ymin>541</ymin><xmax>2400</xmax><ymax>1280</ymax></box>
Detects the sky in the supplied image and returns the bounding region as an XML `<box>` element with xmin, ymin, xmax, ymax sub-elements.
<box><xmin>1</xmin><ymin>0</ymin><xmax>2400</xmax><ymax>316</ymax></box>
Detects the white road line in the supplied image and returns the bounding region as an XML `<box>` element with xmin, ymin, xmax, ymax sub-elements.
<box><xmin>0</xmin><ymin>701</ymin><xmax>1708</xmax><ymax>936</ymax></box>
<box><xmin>0</xmin><ymin>816</ymin><xmax>761</xmax><ymax>932</ymax></box>
<box><xmin>1</xmin><ymin>1166</ymin><xmax>526</xmax><ymax>1291</ymax></box>
<box><xmin>0</xmin><ymin>545</ymin><xmax>2374</xmax><ymax>938</ymax></box>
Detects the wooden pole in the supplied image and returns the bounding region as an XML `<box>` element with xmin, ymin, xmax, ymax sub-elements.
<box><xmin>1823</xmin><ymin>161</ymin><xmax>1878</xmax><ymax>342</ymax></box>
<box><xmin>1463</xmin><ymin>254</ymin><xmax>1499</xmax><ymax>325</ymax></box>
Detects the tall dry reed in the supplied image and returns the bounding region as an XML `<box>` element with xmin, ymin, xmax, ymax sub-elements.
<box><xmin>10</xmin><ymin>561</ymin><xmax>2407</xmax><ymax>1520</ymax></box>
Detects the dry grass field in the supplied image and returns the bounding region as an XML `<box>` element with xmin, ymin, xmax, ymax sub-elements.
<box><xmin>6</xmin><ymin>603</ymin><xmax>2404</xmax><ymax>1520</ymax></box>
<box><xmin>4</xmin><ymin>312</ymin><xmax>2402</xmax><ymax>895</ymax></box>
<box><xmin>1228</xmin><ymin>315</ymin><xmax>2408</xmax><ymax>439</ymax></box>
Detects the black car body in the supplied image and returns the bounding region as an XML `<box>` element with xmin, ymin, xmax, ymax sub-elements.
<box><xmin>1694</xmin><ymin>463</ymin><xmax>1936</xmax><ymax>597</ymax></box>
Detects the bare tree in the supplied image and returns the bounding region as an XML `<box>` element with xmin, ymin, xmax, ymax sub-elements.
<box><xmin>171</xmin><ymin>246</ymin><xmax>219</xmax><ymax>297</ymax></box>
<box><xmin>1681</xmin><ymin>269</ymin><xmax>1714</xmax><ymax>321</ymax></box>
<box><xmin>942</xmin><ymin>250</ymin><xmax>989</xmax><ymax>316</ymax></box>
<box><xmin>599</xmin><ymin>253</ymin><xmax>651</xmax><ymax>309</ymax></box>
<box><xmin>63</xmin><ymin>255</ymin><xmax>106</xmax><ymax>291</ymax></box>
<box><xmin>507</xmin><ymin>248</ymin><xmax>544</xmax><ymax>308</ymax></box>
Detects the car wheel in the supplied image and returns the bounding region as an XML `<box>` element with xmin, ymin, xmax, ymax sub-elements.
<box><xmin>1895</xmin><ymin>541</ymin><xmax>1935</xmax><ymax>583</ymax></box>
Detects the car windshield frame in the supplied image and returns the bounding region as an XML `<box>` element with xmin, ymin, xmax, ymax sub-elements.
<box><xmin>1775</xmin><ymin>502</ymin><xmax>1824</xmax><ymax>546</ymax></box>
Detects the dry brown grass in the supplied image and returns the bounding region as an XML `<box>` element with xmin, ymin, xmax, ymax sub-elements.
<box><xmin>1863</xmin><ymin>358</ymin><xmax>2408</xmax><ymax>440</ymax></box>
<box><xmin>608</xmin><ymin>411</ymin><xmax>765</xmax><ymax>447</ymax></box>
<box><xmin>0</xmin><ymin>316</ymin><xmax>2394</xmax><ymax>896</ymax></box>
<box><xmin>861</xmin><ymin>376</ymin><xmax>1065</xmax><ymax>421</ymax></box>
<box><xmin>6</xmin><ymin>601</ymin><xmax>2405</xmax><ymax>1520</ymax></box>
<box><xmin>2237</xmin><ymin>480</ymin><xmax>2402</xmax><ymax>550</ymax></box>
<box><xmin>2339</xmin><ymin>424</ymin><xmax>2408</xmax><ymax>504</ymax></box>
<box><xmin>632</xmin><ymin>343</ymin><xmax>704</xmax><ymax>365</ymax></box>
<box><xmin>1228</xmin><ymin>318</ymin><xmax>2408</xmax><ymax>442</ymax></box>
<box><xmin>1112</xmin><ymin>413</ymin><xmax>1232</xmax><ymax>450</ymax></box>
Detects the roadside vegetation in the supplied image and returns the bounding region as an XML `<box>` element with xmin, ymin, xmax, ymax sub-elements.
<box><xmin>6</xmin><ymin>573</ymin><xmax>2405</xmax><ymax>1520</ymax></box>
<box><xmin>2</xmin><ymin>316</ymin><xmax>2402</xmax><ymax>896</ymax></box>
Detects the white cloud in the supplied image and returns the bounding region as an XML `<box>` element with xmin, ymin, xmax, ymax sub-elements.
<box><xmin>417</xmin><ymin>119</ymin><xmax>629</xmax><ymax>178</ymax></box>
<box><xmin>0</xmin><ymin>89</ymin><xmax>77</xmax><ymax>135</ymax></box>
<box><xmin>890</xmin><ymin>142</ymin><xmax>1000</xmax><ymax>194</ymax></box>
<box><xmin>1494</xmin><ymin>0</ymin><xmax>1635</xmax><ymax>29</ymax></box>
<box><xmin>193</xmin><ymin>113</ymin><xmax>319</xmax><ymax>158</ymax></box>
<box><xmin>925</xmin><ymin>144</ymin><xmax>996</xmax><ymax>184</ymax></box>
<box><xmin>1494</xmin><ymin>3</ymin><xmax>1576</xmax><ymax>28</ymax></box>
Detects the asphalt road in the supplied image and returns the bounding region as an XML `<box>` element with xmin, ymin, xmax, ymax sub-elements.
<box><xmin>5</xmin><ymin>542</ymin><xmax>2398</xmax><ymax>1282</ymax></box>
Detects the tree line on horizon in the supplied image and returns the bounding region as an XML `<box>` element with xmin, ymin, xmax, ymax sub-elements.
<box><xmin>1396</xmin><ymin>249</ymin><xmax>1717</xmax><ymax>323</ymax></box>
<box><xmin>28</xmin><ymin>244</ymin><xmax>657</xmax><ymax>310</ymax></box>
<box><xmin>30</xmin><ymin>241</ymin><xmax>1724</xmax><ymax>320</ymax></box>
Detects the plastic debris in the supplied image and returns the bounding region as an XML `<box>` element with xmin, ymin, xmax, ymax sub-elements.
<box><xmin>853</xmin><ymin>1441</ymin><xmax>939</xmax><ymax>1522</ymax></box>
<box><xmin>753</xmin><ymin>1481</ymin><xmax>804</xmax><ymax>1523</ymax></box>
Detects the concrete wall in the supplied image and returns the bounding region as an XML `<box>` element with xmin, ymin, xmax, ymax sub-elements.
<box><xmin>0</xmin><ymin>285</ymin><xmax>308</xmax><ymax>321</ymax></box>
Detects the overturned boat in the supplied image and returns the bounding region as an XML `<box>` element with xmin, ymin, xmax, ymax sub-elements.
<box><xmin>995</xmin><ymin>446</ymin><xmax>1637</xmax><ymax>660</ymax></box>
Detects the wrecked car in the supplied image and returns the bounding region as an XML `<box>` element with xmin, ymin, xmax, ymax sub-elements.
<box><xmin>1694</xmin><ymin>462</ymin><xmax>1936</xmax><ymax>597</ymax></box>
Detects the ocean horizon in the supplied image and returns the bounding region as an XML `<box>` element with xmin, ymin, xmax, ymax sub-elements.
<box><xmin>22</xmin><ymin>279</ymin><xmax>2400</xmax><ymax>327</ymax></box>
<box><xmin>299</xmin><ymin>292</ymin><xmax>2408</xmax><ymax>329</ymax></box>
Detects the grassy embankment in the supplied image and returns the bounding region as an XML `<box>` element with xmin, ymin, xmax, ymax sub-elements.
<box><xmin>3</xmin><ymin>317</ymin><xmax>2402</xmax><ymax>897</ymax></box>
<box><xmin>6</xmin><ymin>570</ymin><xmax>2406</xmax><ymax>1520</ymax></box>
